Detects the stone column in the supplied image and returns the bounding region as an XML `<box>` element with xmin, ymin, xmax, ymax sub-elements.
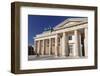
<box><xmin>65</xmin><ymin>33</ymin><xmax>69</xmax><ymax>56</ymax></box>
<box><xmin>40</xmin><ymin>41</ymin><xmax>42</xmax><ymax>55</ymax></box>
<box><xmin>47</xmin><ymin>39</ymin><xmax>49</xmax><ymax>55</ymax></box>
<box><xmin>55</xmin><ymin>34</ymin><xmax>58</xmax><ymax>56</ymax></box>
<box><xmin>84</xmin><ymin>28</ymin><xmax>88</xmax><ymax>57</ymax></box>
<box><xmin>37</xmin><ymin>40</ymin><xmax>40</xmax><ymax>54</ymax></box>
<box><xmin>59</xmin><ymin>37</ymin><xmax>62</xmax><ymax>56</ymax></box>
<box><xmin>45</xmin><ymin>39</ymin><xmax>47</xmax><ymax>55</ymax></box>
<box><xmin>44</xmin><ymin>40</ymin><xmax>46</xmax><ymax>55</ymax></box>
<box><xmin>49</xmin><ymin>38</ymin><xmax>51</xmax><ymax>55</ymax></box>
<box><xmin>42</xmin><ymin>40</ymin><xmax>45</xmax><ymax>55</ymax></box>
<box><xmin>62</xmin><ymin>32</ymin><xmax>66</xmax><ymax>56</ymax></box>
<box><xmin>74</xmin><ymin>30</ymin><xmax>79</xmax><ymax>57</ymax></box>
<box><xmin>34</xmin><ymin>40</ymin><xmax>36</xmax><ymax>53</ymax></box>
<box><xmin>79</xmin><ymin>33</ymin><xmax>82</xmax><ymax>56</ymax></box>
<box><xmin>39</xmin><ymin>40</ymin><xmax>41</xmax><ymax>55</ymax></box>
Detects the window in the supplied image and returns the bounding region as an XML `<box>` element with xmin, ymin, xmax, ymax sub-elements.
<box><xmin>68</xmin><ymin>35</ymin><xmax>72</xmax><ymax>40</ymax></box>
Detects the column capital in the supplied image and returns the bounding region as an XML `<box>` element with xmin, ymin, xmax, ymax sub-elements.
<box><xmin>63</xmin><ymin>32</ymin><xmax>66</xmax><ymax>35</ymax></box>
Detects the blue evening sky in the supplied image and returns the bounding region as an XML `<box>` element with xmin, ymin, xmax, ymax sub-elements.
<box><xmin>28</xmin><ymin>15</ymin><xmax>83</xmax><ymax>45</ymax></box>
